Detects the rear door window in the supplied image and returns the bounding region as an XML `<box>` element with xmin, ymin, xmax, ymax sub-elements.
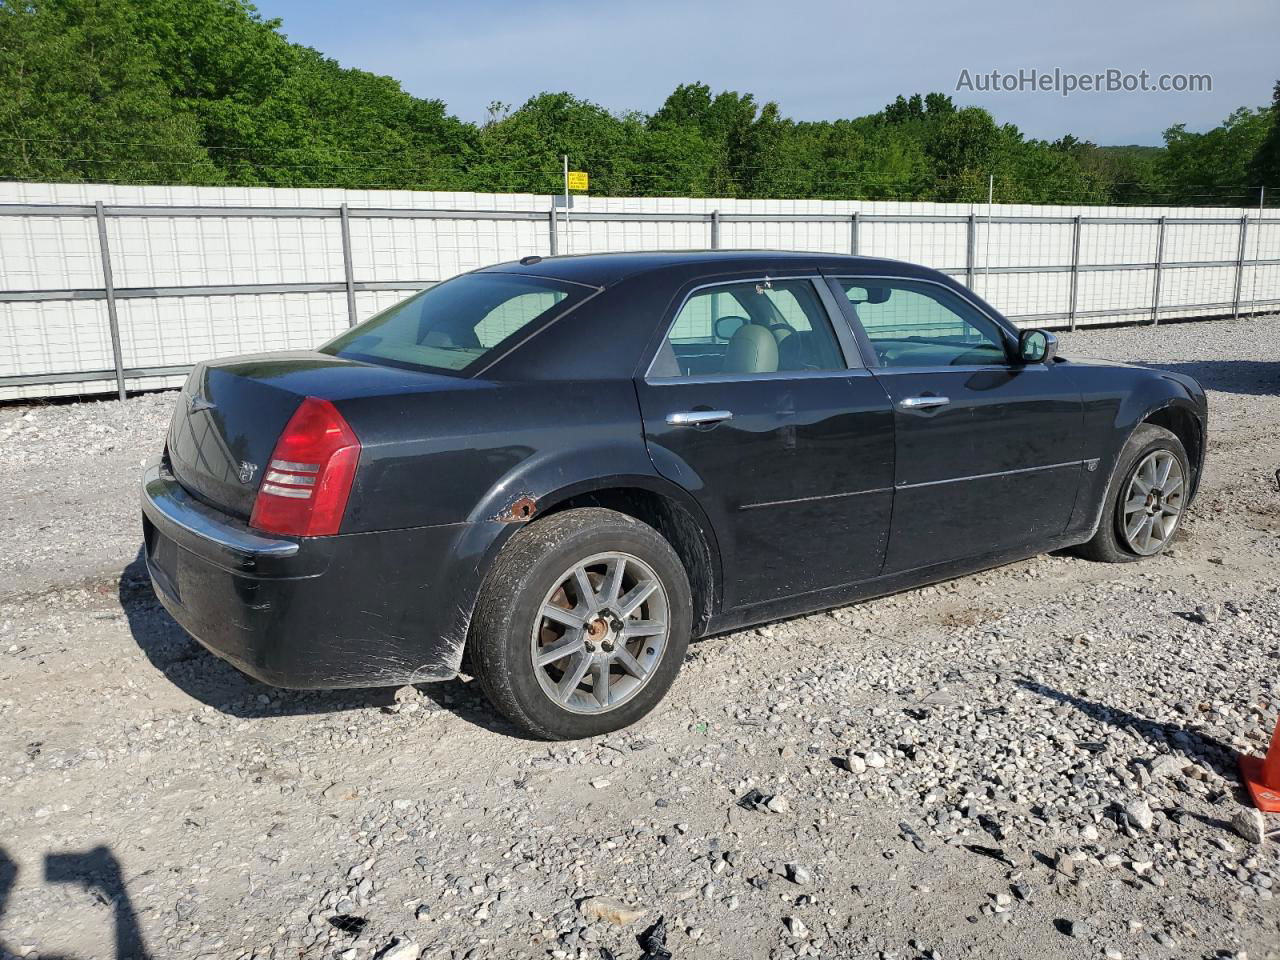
<box><xmin>651</xmin><ymin>278</ymin><xmax>847</xmax><ymax>378</ymax></box>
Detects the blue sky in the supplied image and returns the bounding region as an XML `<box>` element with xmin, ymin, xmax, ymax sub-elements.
<box><xmin>254</xmin><ymin>0</ymin><xmax>1278</xmax><ymax>145</ymax></box>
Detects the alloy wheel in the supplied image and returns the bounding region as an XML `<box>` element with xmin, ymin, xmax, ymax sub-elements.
<box><xmin>1120</xmin><ymin>449</ymin><xmax>1185</xmax><ymax>555</ymax></box>
<box><xmin>530</xmin><ymin>552</ymin><xmax>670</xmax><ymax>714</ymax></box>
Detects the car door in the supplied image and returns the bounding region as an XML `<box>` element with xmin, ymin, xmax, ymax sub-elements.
<box><xmin>825</xmin><ymin>274</ymin><xmax>1085</xmax><ymax>574</ymax></box>
<box><xmin>635</xmin><ymin>273</ymin><xmax>896</xmax><ymax>610</ymax></box>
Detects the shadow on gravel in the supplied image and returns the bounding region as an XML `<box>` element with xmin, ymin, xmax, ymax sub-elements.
<box><xmin>117</xmin><ymin>548</ymin><xmax>528</xmax><ymax>738</ymax></box>
<box><xmin>1134</xmin><ymin>359</ymin><xmax>1280</xmax><ymax>397</ymax></box>
<box><xmin>0</xmin><ymin>845</ymin><xmax>151</xmax><ymax>960</ymax></box>
<box><xmin>1016</xmin><ymin>678</ymin><xmax>1240</xmax><ymax>782</ymax></box>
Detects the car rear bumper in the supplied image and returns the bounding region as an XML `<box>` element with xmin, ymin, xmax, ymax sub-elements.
<box><xmin>140</xmin><ymin>458</ymin><xmax>491</xmax><ymax>688</ymax></box>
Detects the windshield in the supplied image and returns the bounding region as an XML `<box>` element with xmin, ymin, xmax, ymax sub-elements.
<box><xmin>321</xmin><ymin>272</ymin><xmax>592</xmax><ymax>374</ymax></box>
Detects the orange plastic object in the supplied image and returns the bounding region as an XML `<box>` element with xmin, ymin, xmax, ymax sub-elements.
<box><xmin>1239</xmin><ymin>716</ymin><xmax>1280</xmax><ymax>813</ymax></box>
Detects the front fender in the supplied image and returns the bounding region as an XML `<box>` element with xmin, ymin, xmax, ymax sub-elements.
<box><xmin>1067</xmin><ymin>362</ymin><xmax>1207</xmax><ymax>539</ymax></box>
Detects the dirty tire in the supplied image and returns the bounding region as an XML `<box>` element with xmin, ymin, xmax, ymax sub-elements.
<box><xmin>1077</xmin><ymin>423</ymin><xmax>1190</xmax><ymax>563</ymax></box>
<box><xmin>468</xmin><ymin>507</ymin><xmax>692</xmax><ymax>740</ymax></box>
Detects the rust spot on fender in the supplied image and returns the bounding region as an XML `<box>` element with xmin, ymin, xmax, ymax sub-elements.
<box><xmin>496</xmin><ymin>495</ymin><xmax>537</xmax><ymax>523</ymax></box>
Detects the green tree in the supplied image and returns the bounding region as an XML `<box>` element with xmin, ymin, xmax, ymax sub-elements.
<box><xmin>1058</xmin><ymin>140</ymin><xmax>1167</xmax><ymax>205</ymax></box>
<box><xmin>1247</xmin><ymin>80</ymin><xmax>1280</xmax><ymax>195</ymax></box>
<box><xmin>129</xmin><ymin>0</ymin><xmax>476</xmax><ymax>188</ymax></box>
<box><xmin>2</xmin><ymin>2</ymin><xmax>1275</xmax><ymax>208</ymax></box>
<box><xmin>1161</xmin><ymin>106</ymin><xmax>1271</xmax><ymax>205</ymax></box>
<box><xmin>647</xmin><ymin>83</ymin><xmax>779</xmax><ymax>196</ymax></box>
<box><xmin>469</xmin><ymin>92</ymin><xmax>643</xmax><ymax>195</ymax></box>
<box><xmin>0</xmin><ymin>0</ymin><xmax>217</xmax><ymax>183</ymax></box>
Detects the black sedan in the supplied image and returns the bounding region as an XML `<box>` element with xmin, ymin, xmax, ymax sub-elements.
<box><xmin>141</xmin><ymin>251</ymin><xmax>1208</xmax><ymax>739</ymax></box>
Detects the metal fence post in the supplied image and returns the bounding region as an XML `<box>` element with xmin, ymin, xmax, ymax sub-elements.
<box><xmin>1232</xmin><ymin>213</ymin><xmax>1249</xmax><ymax>319</ymax></box>
<box><xmin>965</xmin><ymin>213</ymin><xmax>976</xmax><ymax>288</ymax></box>
<box><xmin>850</xmin><ymin>212</ymin><xmax>859</xmax><ymax>256</ymax></box>
<box><xmin>1250</xmin><ymin>186</ymin><xmax>1265</xmax><ymax>313</ymax></box>
<box><xmin>548</xmin><ymin>208</ymin><xmax>558</xmax><ymax>256</ymax></box>
<box><xmin>93</xmin><ymin>201</ymin><xmax>127</xmax><ymax>401</ymax></box>
<box><xmin>710</xmin><ymin>209</ymin><xmax>720</xmax><ymax>249</ymax></box>
<box><xmin>1150</xmin><ymin>216</ymin><xmax>1166</xmax><ymax>326</ymax></box>
<box><xmin>1067</xmin><ymin>215</ymin><xmax>1082</xmax><ymax>331</ymax></box>
<box><xmin>339</xmin><ymin>203</ymin><xmax>357</xmax><ymax>327</ymax></box>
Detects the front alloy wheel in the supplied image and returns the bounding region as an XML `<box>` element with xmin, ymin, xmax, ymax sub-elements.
<box><xmin>1078</xmin><ymin>423</ymin><xmax>1191</xmax><ymax>564</ymax></box>
<box><xmin>1119</xmin><ymin>450</ymin><xmax>1185</xmax><ymax>555</ymax></box>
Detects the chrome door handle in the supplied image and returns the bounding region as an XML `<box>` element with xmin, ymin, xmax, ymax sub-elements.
<box><xmin>897</xmin><ymin>395</ymin><xmax>950</xmax><ymax>411</ymax></box>
<box><xmin>666</xmin><ymin>409</ymin><xmax>734</xmax><ymax>426</ymax></box>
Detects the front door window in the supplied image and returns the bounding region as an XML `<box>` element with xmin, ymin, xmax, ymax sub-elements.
<box><xmin>834</xmin><ymin>279</ymin><xmax>1008</xmax><ymax>368</ymax></box>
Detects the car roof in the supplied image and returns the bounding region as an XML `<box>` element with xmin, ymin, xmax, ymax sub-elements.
<box><xmin>480</xmin><ymin>250</ymin><xmax>939</xmax><ymax>288</ymax></box>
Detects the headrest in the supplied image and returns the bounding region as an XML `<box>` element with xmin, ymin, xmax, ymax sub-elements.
<box><xmin>723</xmin><ymin>324</ymin><xmax>778</xmax><ymax>374</ymax></box>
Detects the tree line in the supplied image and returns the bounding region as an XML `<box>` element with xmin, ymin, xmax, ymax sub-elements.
<box><xmin>2</xmin><ymin>0</ymin><xmax>1278</xmax><ymax>206</ymax></box>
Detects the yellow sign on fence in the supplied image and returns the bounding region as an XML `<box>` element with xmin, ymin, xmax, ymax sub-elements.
<box><xmin>566</xmin><ymin>171</ymin><xmax>589</xmax><ymax>191</ymax></box>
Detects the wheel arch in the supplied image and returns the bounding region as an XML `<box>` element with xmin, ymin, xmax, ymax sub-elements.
<box><xmin>457</xmin><ymin>476</ymin><xmax>721</xmax><ymax>676</ymax></box>
<box><xmin>531</xmin><ymin>480</ymin><xmax>721</xmax><ymax>637</ymax></box>
<box><xmin>1080</xmin><ymin>395</ymin><xmax>1204</xmax><ymax>544</ymax></box>
<box><xmin>1141</xmin><ymin>402</ymin><xmax>1204</xmax><ymax>491</ymax></box>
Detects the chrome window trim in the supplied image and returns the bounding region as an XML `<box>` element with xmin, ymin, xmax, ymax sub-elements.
<box><xmin>871</xmin><ymin>363</ymin><xmax>1047</xmax><ymax>376</ymax></box>
<box><xmin>642</xmin><ymin>274</ymin><xmax>861</xmax><ymax>383</ymax></box>
<box><xmin>646</xmin><ymin>367</ymin><xmax>877</xmax><ymax>387</ymax></box>
<box><xmin>825</xmin><ymin>273</ymin><xmax>1020</xmax><ymax>367</ymax></box>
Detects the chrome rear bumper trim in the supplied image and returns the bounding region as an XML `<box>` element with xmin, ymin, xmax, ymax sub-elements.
<box><xmin>141</xmin><ymin>458</ymin><xmax>299</xmax><ymax>559</ymax></box>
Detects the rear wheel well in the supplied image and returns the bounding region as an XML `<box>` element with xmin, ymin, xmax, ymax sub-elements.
<box><xmin>1142</xmin><ymin>405</ymin><xmax>1202</xmax><ymax>482</ymax></box>
<box><xmin>538</xmin><ymin>488</ymin><xmax>716</xmax><ymax>636</ymax></box>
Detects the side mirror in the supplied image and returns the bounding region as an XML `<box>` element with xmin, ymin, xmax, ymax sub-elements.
<box><xmin>1018</xmin><ymin>329</ymin><xmax>1058</xmax><ymax>365</ymax></box>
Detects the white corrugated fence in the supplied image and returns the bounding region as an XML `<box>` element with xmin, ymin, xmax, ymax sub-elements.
<box><xmin>1</xmin><ymin>181</ymin><xmax>1277</xmax><ymax>400</ymax></box>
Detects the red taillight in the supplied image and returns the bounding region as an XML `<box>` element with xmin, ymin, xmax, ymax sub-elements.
<box><xmin>250</xmin><ymin>397</ymin><xmax>360</xmax><ymax>537</ymax></box>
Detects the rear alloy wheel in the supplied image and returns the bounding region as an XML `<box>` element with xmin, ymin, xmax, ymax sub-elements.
<box><xmin>531</xmin><ymin>552</ymin><xmax>670</xmax><ymax>715</ymax></box>
<box><xmin>469</xmin><ymin>508</ymin><xmax>692</xmax><ymax>739</ymax></box>
<box><xmin>1078</xmin><ymin>423</ymin><xmax>1190</xmax><ymax>563</ymax></box>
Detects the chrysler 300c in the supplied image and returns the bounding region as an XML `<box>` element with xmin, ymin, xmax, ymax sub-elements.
<box><xmin>141</xmin><ymin>251</ymin><xmax>1207</xmax><ymax>739</ymax></box>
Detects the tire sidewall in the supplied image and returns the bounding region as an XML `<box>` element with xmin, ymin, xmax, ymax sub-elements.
<box><xmin>479</xmin><ymin>512</ymin><xmax>692</xmax><ymax>739</ymax></box>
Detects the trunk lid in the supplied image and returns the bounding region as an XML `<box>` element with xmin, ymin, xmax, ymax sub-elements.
<box><xmin>166</xmin><ymin>351</ymin><xmax>465</xmax><ymax>518</ymax></box>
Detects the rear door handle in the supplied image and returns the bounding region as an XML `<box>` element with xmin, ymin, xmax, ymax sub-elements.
<box><xmin>897</xmin><ymin>395</ymin><xmax>950</xmax><ymax>411</ymax></box>
<box><xmin>666</xmin><ymin>410</ymin><xmax>734</xmax><ymax>426</ymax></box>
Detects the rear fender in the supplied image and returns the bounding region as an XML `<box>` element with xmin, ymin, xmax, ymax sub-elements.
<box><xmin>466</xmin><ymin>440</ymin><xmax>662</xmax><ymax>524</ymax></box>
<box><xmin>436</xmin><ymin>447</ymin><xmax>725</xmax><ymax>676</ymax></box>
<box><xmin>470</xmin><ymin>461</ymin><xmax>722</xmax><ymax>593</ymax></box>
<box><xmin>445</xmin><ymin>461</ymin><xmax>724</xmax><ymax>666</ymax></box>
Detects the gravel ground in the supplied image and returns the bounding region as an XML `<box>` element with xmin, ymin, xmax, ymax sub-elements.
<box><xmin>0</xmin><ymin>317</ymin><xmax>1278</xmax><ymax>960</ymax></box>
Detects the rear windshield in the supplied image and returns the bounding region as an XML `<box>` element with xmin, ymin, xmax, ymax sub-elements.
<box><xmin>320</xmin><ymin>273</ymin><xmax>592</xmax><ymax>374</ymax></box>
